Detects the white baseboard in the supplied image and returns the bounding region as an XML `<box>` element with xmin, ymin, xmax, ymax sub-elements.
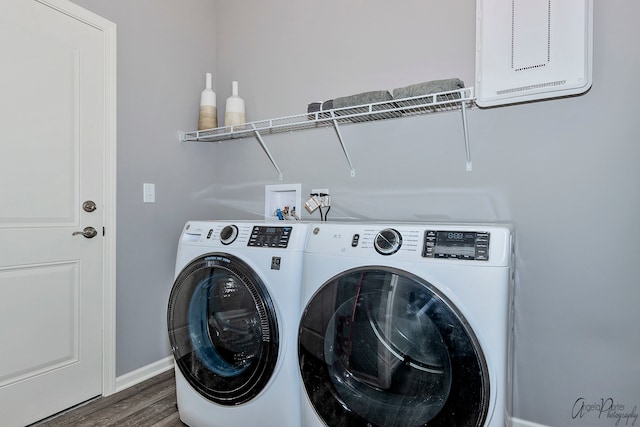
<box><xmin>114</xmin><ymin>356</ymin><xmax>174</xmax><ymax>393</ymax></box>
<box><xmin>511</xmin><ymin>417</ymin><xmax>550</xmax><ymax>427</ymax></box>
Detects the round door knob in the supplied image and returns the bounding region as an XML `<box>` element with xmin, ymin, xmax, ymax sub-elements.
<box><xmin>82</xmin><ymin>200</ymin><xmax>97</xmax><ymax>212</ymax></box>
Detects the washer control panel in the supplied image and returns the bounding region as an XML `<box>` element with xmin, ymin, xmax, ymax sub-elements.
<box><xmin>248</xmin><ymin>226</ymin><xmax>292</xmax><ymax>248</ymax></box>
<box><xmin>423</xmin><ymin>230</ymin><xmax>490</xmax><ymax>261</ymax></box>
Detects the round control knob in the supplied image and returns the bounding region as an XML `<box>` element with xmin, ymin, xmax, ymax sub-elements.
<box><xmin>220</xmin><ymin>225</ymin><xmax>239</xmax><ymax>245</ymax></box>
<box><xmin>374</xmin><ymin>228</ymin><xmax>402</xmax><ymax>255</ymax></box>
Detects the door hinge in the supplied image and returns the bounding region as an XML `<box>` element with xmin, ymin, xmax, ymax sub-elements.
<box><xmin>103</xmin><ymin>227</ymin><xmax>105</xmax><ymax>236</ymax></box>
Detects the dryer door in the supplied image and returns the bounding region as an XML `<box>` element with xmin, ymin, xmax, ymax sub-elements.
<box><xmin>298</xmin><ymin>266</ymin><xmax>489</xmax><ymax>427</ymax></box>
<box><xmin>168</xmin><ymin>253</ymin><xmax>279</xmax><ymax>405</ymax></box>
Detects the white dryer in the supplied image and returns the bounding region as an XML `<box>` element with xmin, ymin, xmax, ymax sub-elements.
<box><xmin>168</xmin><ymin>220</ymin><xmax>308</xmax><ymax>427</ymax></box>
<box><xmin>298</xmin><ymin>222</ymin><xmax>514</xmax><ymax>427</ymax></box>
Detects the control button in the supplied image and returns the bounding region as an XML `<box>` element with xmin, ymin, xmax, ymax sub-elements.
<box><xmin>374</xmin><ymin>228</ymin><xmax>402</xmax><ymax>256</ymax></box>
<box><xmin>422</xmin><ymin>230</ymin><xmax>436</xmax><ymax>257</ymax></box>
<box><xmin>475</xmin><ymin>232</ymin><xmax>490</xmax><ymax>261</ymax></box>
<box><xmin>351</xmin><ymin>234</ymin><xmax>360</xmax><ymax>247</ymax></box>
<box><xmin>220</xmin><ymin>225</ymin><xmax>239</xmax><ymax>245</ymax></box>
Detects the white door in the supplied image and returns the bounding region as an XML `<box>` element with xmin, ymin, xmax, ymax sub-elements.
<box><xmin>0</xmin><ymin>1</ymin><xmax>113</xmax><ymax>425</ymax></box>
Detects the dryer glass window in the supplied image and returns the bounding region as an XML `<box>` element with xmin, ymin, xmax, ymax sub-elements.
<box><xmin>168</xmin><ymin>254</ymin><xmax>279</xmax><ymax>405</ymax></box>
<box><xmin>298</xmin><ymin>267</ymin><xmax>489</xmax><ymax>427</ymax></box>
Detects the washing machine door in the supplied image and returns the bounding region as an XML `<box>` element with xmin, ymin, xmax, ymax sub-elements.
<box><xmin>168</xmin><ymin>253</ymin><xmax>279</xmax><ymax>405</ymax></box>
<box><xmin>298</xmin><ymin>266</ymin><xmax>489</xmax><ymax>427</ymax></box>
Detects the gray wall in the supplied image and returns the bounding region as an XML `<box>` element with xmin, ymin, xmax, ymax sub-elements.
<box><xmin>71</xmin><ymin>0</ymin><xmax>640</xmax><ymax>426</ymax></box>
<box><xmin>70</xmin><ymin>0</ymin><xmax>219</xmax><ymax>376</ymax></box>
<box><xmin>214</xmin><ymin>1</ymin><xmax>640</xmax><ymax>427</ymax></box>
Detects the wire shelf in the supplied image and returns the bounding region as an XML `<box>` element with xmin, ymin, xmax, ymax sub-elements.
<box><xmin>178</xmin><ymin>87</ymin><xmax>476</xmax><ymax>179</ymax></box>
<box><xmin>180</xmin><ymin>87</ymin><xmax>475</xmax><ymax>142</ymax></box>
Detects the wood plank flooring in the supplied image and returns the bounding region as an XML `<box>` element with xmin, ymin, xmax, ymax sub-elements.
<box><xmin>31</xmin><ymin>370</ymin><xmax>187</xmax><ymax>427</ymax></box>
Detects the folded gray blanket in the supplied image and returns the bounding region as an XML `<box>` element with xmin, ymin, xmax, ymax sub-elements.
<box><xmin>307</xmin><ymin>102</ymin><xmax>322</xmax><ymax>113</ymax></box>
<box><xmin>331</xmin><ymin>90</ymin><xmax>398</xmax><ymax>122</ymax></box>
<box><xmin>393</xmin><ymin>78</ymin><xmax>464</xmax><ymax>99</ymax></box>
<box><xmin>307</xmin><ymin>100</ymin><xmax>334</xmax><ymax>113</ymax></box>
<box><xmin>307</xmin><ymin>100</ymin><xmax>334</xmax><ymax>121</ymax></box>
<box><xmin>333</xmin><ymin>90</ymin><xmax>392</xmax><ymax>108</ymax></box>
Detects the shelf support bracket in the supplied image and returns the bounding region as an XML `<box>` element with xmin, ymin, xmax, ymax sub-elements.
<box><xmin>331</xmin><ymin>113</ymin><xmax>356</xmax><ymax>177</ymax></box>
<box><xmin>252</xmin><ymin>126</ymin><xmax>283</xmax><ymax>181</ymax></box>
<box><xmin>461</xmin><ymin>100</ymin><xmax>472</xmax><ymax>171</ymax></box>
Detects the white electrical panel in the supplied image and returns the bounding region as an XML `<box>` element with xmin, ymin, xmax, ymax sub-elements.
<box><xmin>475</xmin><ymin>0</ymin><xmax>593</xmax><ymax>107</ymax></box>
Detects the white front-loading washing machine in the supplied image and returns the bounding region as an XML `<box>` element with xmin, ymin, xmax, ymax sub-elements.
<box><xmin>168</xmin><ymin>220</ymin><xmax>308</xmax><ymax>427</ymax></box>
<box><xmin>298</xmin><ymin>222</ymin><xmax>514</xmax><ymax>427</ymax></box>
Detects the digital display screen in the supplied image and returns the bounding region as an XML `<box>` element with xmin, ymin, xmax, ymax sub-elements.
<box><xmin>435</xmin><ymin>231</ymin><xmax>477</xmax><ymax>257</ymax></box>
<box><xmin>423</xmin><ymin>230</ymin><xmax>490</xmax><ymax>260</ymax></box>
<box><xmin>435</xmin><ymin>231</ymin><xmax>476</xmax><ymax>257</ymax></box>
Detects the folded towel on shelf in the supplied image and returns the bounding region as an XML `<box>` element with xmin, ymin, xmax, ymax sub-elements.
<box><xmin>333</xmin><ymin>90</ymin><xmax>400</xmax><ymax>122</ymax></box>
<box><xmin>307</xmin><ymin>100</ymin><xmax>335</xmax><ymax>120</ymax></box>
<box><xmin>333</xmin><ymin>90</ymin><xmax>393</xmax><ymax>108</ymax></box>
<box><xmin>307</xmin><ymin>102</ymin><xmax>322</xmax><ymax>113</ymax></box>
<box><xmin>307</xmin><ymin>100</ymin><xmax>334</xmax><ymax>113</ymax></box>
<box><xmin>322</xmin><ymin>99</ymin><xmax>333</xmax><ymax>110</ymax></box>
<box><xmin>393</xmin><ymin>78</ymin><xmax>465</xmax><ymax>102</ymax></box>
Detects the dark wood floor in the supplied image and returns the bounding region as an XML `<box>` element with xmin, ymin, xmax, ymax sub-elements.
<box><xmin>31</xmin><ymin>370</ymin><xmax>187</xmax><ymax>427</ymax></box>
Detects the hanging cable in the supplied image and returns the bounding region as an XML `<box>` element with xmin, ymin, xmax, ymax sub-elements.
<box><xmin>321</xmin><ymin>194</ymin><xmax>331</xmax><ymax>221</ymax></box>
<box><xmin>305</xmin><ymin>192</ymin><xmax>331</xmax><ymax>221</ymax></box>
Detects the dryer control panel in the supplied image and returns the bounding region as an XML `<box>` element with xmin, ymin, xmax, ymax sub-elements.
<box><xmin>248</xmin><ymin>226</ymin><xmax>292</xmax><ymax>248</ymax></box>
<box><xmin>423</xmin><ymin>230</ymin><xmax>490</xmax><ymax>261</ymax></box>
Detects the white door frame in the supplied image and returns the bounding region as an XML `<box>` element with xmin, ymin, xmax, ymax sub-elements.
<box><xmin>37</xmin><ymin>0</ymin><xmax>118</xmax><ymax>396</ymax></box>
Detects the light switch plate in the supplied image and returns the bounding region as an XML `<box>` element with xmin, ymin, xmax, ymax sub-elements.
<box><xmin>143</xmin><ymin>183</ymin><xmax>155</xmax><ymax>203</ymax></box>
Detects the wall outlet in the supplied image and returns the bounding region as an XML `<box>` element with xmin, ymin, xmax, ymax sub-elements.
<box><xmin>311</xmin><ymin>188</ymin><xmax>329</xmax><ymax>207</ymax></box>
<box><xmin>311</xmin><ymin>188</ymin><xmax>329</xmax><ymax>196</ymax></box>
